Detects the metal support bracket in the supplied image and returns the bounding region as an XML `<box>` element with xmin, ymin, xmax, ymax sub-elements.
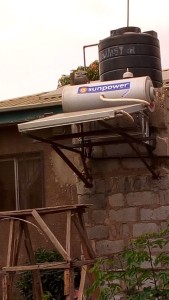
<box><xmin>99</xmin><ymin>121</ymin><xmax>159</xmax><ymax>179</ymax></box>
<box><xmin>25</xmin><ymin>114</ymin><xmax>158</xmax><ymax>188</ymax></box>
<box><xmin>26</xmin><ymin>133</ymin><xmax>93</xmax><ymax>188</ymax></box>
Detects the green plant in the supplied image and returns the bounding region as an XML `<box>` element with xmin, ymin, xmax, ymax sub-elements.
<box><xmin>57</xmin><ymin>60</ymin><xmax>99</xmax><ymax>87</ymax></box>
<box><xmin>87</xmin><ymin>224</ymin><xmax>169</xmax><ymax>300</ymax></box>
<box><xmin>87</xmin><ymin>60</ymin><xmax>99</xmax><ymax>81</ymax></box>
<box><xmin>17</xmin><ymin>248</ymin><xmax>64</xmax><ymax>300</ymax></box>
<box><xmin>42</xmin><ymin>291</ymin><xmax>54</xmax><ymax>300</ymax></box>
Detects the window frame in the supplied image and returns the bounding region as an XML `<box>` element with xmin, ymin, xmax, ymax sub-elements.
<box><xmin>0</xmin><ymin>151</ymin><xmax>44</xmax><ymax>210</ymax></box>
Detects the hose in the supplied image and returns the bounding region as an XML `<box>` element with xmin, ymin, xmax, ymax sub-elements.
<box><xmin>115</xmin><ymin>110</ymin><xmax>134</xmax><ymax>123</ymax></box>
<box><xmin>100</xmin><ymin>94</ymin><xmax>150</xmax><ymax>106</ymax></box>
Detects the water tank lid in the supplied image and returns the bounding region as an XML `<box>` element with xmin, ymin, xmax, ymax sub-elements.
<box><xmin>110</xmin><ymin>26</ymin><xmax>141</xmax><ymax>36</ymax></box>
<box><xmin>143</xmin><ymin>30</ymin><xmax>158</xmax><ymax>38</ymax></box>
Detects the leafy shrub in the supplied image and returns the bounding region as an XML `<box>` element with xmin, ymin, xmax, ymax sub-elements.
<box><xmin>57</xmin><ymin>60</ymin><xmax>99</xmax><ymax>87</ymax></box>
<box><xmin>87</xmin><ymin>224</ymin><xmax>169</xmax><ymax>300</ymax></box>
<box><xmin>17</xmin><ymin>248</ymin><xmax>65</xmax><ymax>300</ymax></box>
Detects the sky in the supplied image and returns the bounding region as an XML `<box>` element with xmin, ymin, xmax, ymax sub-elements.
<box><xmin>0</xmin><ymin>0</ymin><xmax>169</xmax><ymax>101</ymax></box>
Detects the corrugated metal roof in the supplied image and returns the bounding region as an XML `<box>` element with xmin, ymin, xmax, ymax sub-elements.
<box><xmin>0</xmin><ymin>89</ymin><xmax>62</xmax><ymax>112</ymax></box>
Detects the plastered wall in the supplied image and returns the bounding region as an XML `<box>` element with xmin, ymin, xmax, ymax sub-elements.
<box><xmin>0</xmin><ymin>125</ymin><xmax>80</xmax><ymax>268</ymax></box>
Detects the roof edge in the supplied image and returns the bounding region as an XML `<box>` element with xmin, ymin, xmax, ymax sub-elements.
<box><xmin>0</xmin><ymin>99</ymin><xmax>62</xmax><ymax>113</ymax></box>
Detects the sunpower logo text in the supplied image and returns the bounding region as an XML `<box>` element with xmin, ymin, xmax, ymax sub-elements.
<box><xmin>78</xmin><ymin>82</ymin><xmax>130</xmax><ymax>94</ymax></box>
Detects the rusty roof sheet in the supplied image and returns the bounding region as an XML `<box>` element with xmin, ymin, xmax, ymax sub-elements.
<box><xmin>0</xmin><ymin>89</ymin><xmax>62</xmax><ymax>112</ymax></box>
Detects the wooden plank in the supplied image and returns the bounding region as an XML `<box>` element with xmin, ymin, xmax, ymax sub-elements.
<box><xmin>66</xmin><ymin>210</ymin><xmax>71</xmax><ymax>256</ymax></box>
<box><xmin>0</xmin><ymin>204</ymin><xmax>90</xmax><ymax>217</ymax></box>
<box><xmin>6</xmin><ymin>220</ymin><xmax>18</xmax><ymax>300</ymax></box>
<box><xmin>78</xmin><ymin>265</ymin><xmax>87</xmax><ymax>300</ymax></box>
<box><xmin>3</xmin><ymin>262</ymin><xmax>71</xmax><ymax>272</ymax></box>
<box><xmin>64</xmin><ymin>269</ymin><xmax>70</xmax><ymax>296</ymax></box>
<box><xmin>2</xmin><ymin>273</ymin><xmax>8</xmax><ymax>300</ymax></box>
<box><xmin>32</xmin><ymin>209</ymin><xmax>70</xmax><ymax>261</ymax></box>
<box><xmin>64</xmin><ymin>269</ymin><xmax>74</xmax><ymax>300</ymax></box>
<box><xmin>65</xmin><ymin>211</ymin><xmax>74</xmax><ymax>300</ymax></box>
<box><xmin>72</xmin><ymin>214</ymin><xmax>95</xmax><ymax>259</ymax></box>
<box><xmin>6</xmin><ymin>220</ymin><xmax>15</xmax><ymax>267</ymax></box>
<box><xmin>78</xmin><ymin>211</ymin><xmax>86</xmax><ymax>231</ymax></box>
<box><xmin>23</xmin><ymin>222</ymin><xmax>43</xmax><ymax>299</ymax></box>
<box><xmin>2</xmin><ymin>260</ymin><xmax>95</xmax><ymax>272</ymax></box>
<box><xmin>77</xmin><ymin>211</ymin><xmax>94</xmax><ymax>264</ymax></box>
<box><xmin>8</xmin><ymin>221</ymin><xmax>23</xmax><ymax>299</ymax></box>
<box><xmin>13</xmin><ymin>221</ymin><xmax>23</xmax><ymax>266</ymax></box>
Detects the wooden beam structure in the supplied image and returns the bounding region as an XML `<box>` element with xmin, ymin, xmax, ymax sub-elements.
<box><xmin>0</xmin><ymin>204</ymin><xmax>96</xmax><ymax>300</ymax></box>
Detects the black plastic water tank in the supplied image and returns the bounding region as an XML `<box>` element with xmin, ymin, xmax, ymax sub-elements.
<box><xmin>99</xmin><ymin>27</ymin><xmax>162</xmax><ymax>87</ymax></box>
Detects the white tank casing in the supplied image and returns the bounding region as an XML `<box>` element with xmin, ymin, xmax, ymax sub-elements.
<box><xmin>62</xmin><ymin>76</ymin><xmax>154</xmax><ymax>113</ymax></box>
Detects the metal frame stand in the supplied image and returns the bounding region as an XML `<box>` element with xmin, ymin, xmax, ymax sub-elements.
<box><xmin>26</xmin><ymin>117</ymin><xmax>158</xmax><ymax>189</ymax></box>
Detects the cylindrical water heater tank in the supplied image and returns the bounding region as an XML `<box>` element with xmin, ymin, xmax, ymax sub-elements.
<box><xmin>62</xmin><ymin>76</ymin><xmax>154</xmax><ymax>113</ymax></box>
<box><xmin>99</xmin><ymin>27</ymin><xmax>162</xmax><ymax>88</ymax></box>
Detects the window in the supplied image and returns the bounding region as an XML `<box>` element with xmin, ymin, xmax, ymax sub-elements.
<box><xmin>0</xmin><ymin>152</ymin><xmax>44</xmax><ymax>211</ymax></box>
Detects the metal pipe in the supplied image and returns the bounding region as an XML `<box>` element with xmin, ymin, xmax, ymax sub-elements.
<box><xmin>83</xmin><ymin>43</ymin><xmax>98</xmax><ymax>69</ymax></box>
<box><xmin>127</xmin><ymin>0</ymin><xmax>130</xmax><ymax>27</ymax></box>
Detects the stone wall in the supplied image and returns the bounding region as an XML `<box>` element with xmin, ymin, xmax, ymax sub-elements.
<box><xmin>76</xmin><ymin>85</ymin><xmax>169</xmax><ymax>256</ymax></box>
<box><xmin>77</xmin><ymin>168</ymin><xmax>169</xmax><ymax>256</ymax></box>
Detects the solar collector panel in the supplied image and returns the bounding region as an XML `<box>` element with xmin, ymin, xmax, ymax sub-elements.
<box><xmin>18</xmin><ymin>104</ymin><xmax>144</xmax><ymax>133</ymax></box>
